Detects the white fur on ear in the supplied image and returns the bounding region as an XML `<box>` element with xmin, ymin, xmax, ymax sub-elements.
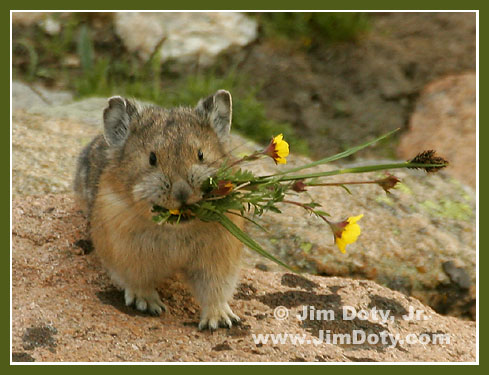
<box><xmin>196</xmin><ymin>90</ymin><xmax>232</xmax><ymax>139</ymax></box>
<box><xmin>103</xmin><ymin>96</ymin><xmax>131</xmax><ymax>147</ymax></box>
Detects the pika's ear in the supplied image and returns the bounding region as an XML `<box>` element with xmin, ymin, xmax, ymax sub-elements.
<box><xmin>103</xmin><ymin>96</ymin><xmax>138</xmax><ymax>147</ymax></box>
<box><xmin>195</xmin><ymin>90</ymin><xmax>232</xmax><ymax>139</ymax></box>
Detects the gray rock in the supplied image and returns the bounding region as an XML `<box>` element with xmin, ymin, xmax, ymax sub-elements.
<box><xmin>12</xmin><ymin>81</ymin><xmax>156</xmax><ymax>127</ymax></box>
<box><xmin>12</xmin><ymin>81</ymin><xmax>73</xmax><ymax>111</ymax></box>
<box><xmin>26</xmin><ymin>97</ymin><xmax>107</xmax><ymax>127</ymax></box>
<box><xmin>442</xmin><ymin>261</ymin><xmax>471</xmax><ymax>290</ymax></box>
<box><xmin>114</xmin><ymin>12</ymin><xmax>258</xmax><ymax>66</ymax></box>
<box><xmin>39</xmin><ymin>16</ymin><xmax>61</xmax><ymax>35</ymax></box>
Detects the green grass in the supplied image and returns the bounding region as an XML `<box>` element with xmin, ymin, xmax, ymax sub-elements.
<box><xmin>257</xmin><ymin>12</ymin><xmax>370</xmax><ymax>48</ymax></box>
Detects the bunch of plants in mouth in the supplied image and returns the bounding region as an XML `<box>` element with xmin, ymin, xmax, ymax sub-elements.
<box><xmin>152</xmin><ymin>129</ymin><xmax>448</xmax><ymax>272</ymax></box>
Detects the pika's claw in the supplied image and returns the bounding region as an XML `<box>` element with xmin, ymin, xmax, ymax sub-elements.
<box><xmin>225</xmin><ymin>304</ymin><xmax>241</xmax><ymax>324</ymax></box>
<box><xmin>124</xmin><ymin>289</ymin><xmax>135</xmax><ymax>306</ymax></box>
<box><xmin>124</xmin><ymin>288</ymin><xmax>167</xmax><ymax>315</ymax></box>
<box><xmin>198</xmin><ymin>303</ymin><xmax>239</xmax><ymax>330</ymax></box>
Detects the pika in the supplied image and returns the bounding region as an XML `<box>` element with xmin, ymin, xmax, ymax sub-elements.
<box><xmin>74</xmin><ymin>90</ymin><xmax>243</xmax><ymax>330</ymax></box>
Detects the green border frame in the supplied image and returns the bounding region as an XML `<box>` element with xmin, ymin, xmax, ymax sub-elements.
<box><xmin>6</xmin><ymin>0</ymin><xmax>482</xmax><ymax>371</ymax></box>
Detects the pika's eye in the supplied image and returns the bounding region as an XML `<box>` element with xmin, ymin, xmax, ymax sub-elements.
<box><xmin>149</xmin><ymin>152</ymin><xmax>157</xmax><ymax>166</ymax></box>
<box><xmin>198</xmin><ymin>150</ymin><xmax>204</xmax><ymax>162</ymax></box>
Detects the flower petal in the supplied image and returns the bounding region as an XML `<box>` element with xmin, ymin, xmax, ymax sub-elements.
<box><xmin>343</xmin><ymin>222</ymin><xmax>361</xmax><ymax>243</ymax></box>
<box><xmin>275</xmin><ymin>156</ymin><xmax>287</xmax><ymax>164</ymax></box>
<box><xmin>273</xmin><ymin>134</ymin><xmax>284</xmax><ymax>143</ymax></box>
<box><xmin>347</xmin><ymin>214</ymin><xmax>364</xmax><ymax>224</ymax></box>
<box><xmin>333</xmin><ymin>214</ymin><xmax>363</xmax><ymax>253</ymax></box>
<box><xmin>335</xmin><ymin>237</ymin><xmax>347</xmax><ymax>253</ymax></box>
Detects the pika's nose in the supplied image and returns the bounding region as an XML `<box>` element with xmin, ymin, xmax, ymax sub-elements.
<box><xmin>172</xmin><ymin>180</ymin><xmax>192</xmax><ymax>204</ymax></box>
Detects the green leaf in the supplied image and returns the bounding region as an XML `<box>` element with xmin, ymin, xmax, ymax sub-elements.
<box><xmin>16</xmin><ymin>40</ymin><xmax>38</xmax><ymax>80</ymax></box>
<box><xmin>267</xmin><ymin>206</ymin><xmax>282</xmax><ymax>214</ymax></box>
<box><xmin>340</xmin><ymin>184</ymin><xmax>353</xmax><ymax>195</ymax></box>
<box><xmin>303</xmin><ymin>202</ymin><xmax>321</xmax><ymax>209</ymax></box>
<box><xmin>231</xmin><ymin>212</ymin><xmax>270</xmax><ymax>233</ymax></box>
<box><xmin>215</xmin><ymin>212</ymin><xmax>297</xmax><ymax>273</ymax></box>
<box><xmin>77</xmin><ymin>24</ymin><xmax>94</xmax><ymax>73</ymax></box>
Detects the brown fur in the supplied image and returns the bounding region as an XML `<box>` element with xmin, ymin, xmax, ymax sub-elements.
<box><xmin>74</xmin><ymin>92</ymin><xmax>244</xmax><ymax>329</ymax></box>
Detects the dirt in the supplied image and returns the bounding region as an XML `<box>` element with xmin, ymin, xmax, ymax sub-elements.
<box><xmin>22</xmin><ymin>325</ymin><xmax>58</xmax><ymax>351</ymax></box>
<box><xmin>239</xmin><ymin>12</ymin><xmax>476</xmax><ymax>158</ymax></box>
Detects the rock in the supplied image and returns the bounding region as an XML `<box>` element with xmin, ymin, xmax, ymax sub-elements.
<box><xmin>11</xmin><ymin>86</ymin><xmax>476</xmax><ymax>320</ymax></box>
<box><xmin>25</xmin><ymin>97</ymin><xmax>107</xmax><ymax>127</ymax></box>
<box><xmin>12</xmin><ymin>81</ymin><xmax>73</xmax><ymax>111</ymax></box>
<box><xmin>12</xmin><ymin>81</ymin><xmax>148</xmax><ymax>127</ymax></box>
<box><xmin>39</xmin><ymin>17</ymin><xmax>61</xmax><ymax>35</ymax></box>
<box><xmin>398</xmin><ymin>73</ymin><xmax>476</xmax><ymax>188</ymax></box>
<box><xmin>11</xmin><ymin>194</ymin><xmax>475</xmax><ymax>361</ymax></box>
<box><xmin>242</xmin><ymin>159</ymin><xmax>476</xmax><ymax>320</ymax></box>
<box><xmin>114</xmin><ymin>12</ymin><xmax>258</xmax><ymax>66</ymax></box>
<box><xmin>442</xmin><ymin>261</ymin><xmax>471</xmax><ymax>290</ymax></box>
<box><xmin>12</xmin><ymin>111</ymin><xmax>98</xmax><ymax>196</ymax></box>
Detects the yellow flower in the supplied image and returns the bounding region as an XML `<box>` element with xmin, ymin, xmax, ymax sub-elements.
<box><xmin>169</xmin><ymin>209</ymin><xmax>181</xmax><ymax>216</ymax></box>
<box><xmin>333</xmin><ymin>214</ymin><xmax>363</xmax><ymax>254</ymax></box>
<box><xmin>265</xmin><ymin>134</ymin><xmax>290</xmax><ymax>164</ymax></box>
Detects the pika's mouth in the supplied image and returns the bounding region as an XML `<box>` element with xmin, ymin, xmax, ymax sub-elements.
<box><xmin>151</xmin><ymin>205</ymin><xmax>195</xmax><ymax>224</ymax></box>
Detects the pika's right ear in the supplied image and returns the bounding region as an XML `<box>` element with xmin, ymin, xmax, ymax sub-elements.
<box><xmin>195</xmin><ymin>90</ymin><xmax>232</xmax><ymax>140</ymax></box>
<box><xmin>103</xmin><ymin>96</ymin><xmax>138</xmax><ymax>147</ymax></box>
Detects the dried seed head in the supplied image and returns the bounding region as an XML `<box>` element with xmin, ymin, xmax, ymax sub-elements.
<box><xmin>408</xmin><ymin>150</ymin><xmax>448</xmax><ymax>173</ymax></box>
<box><xmin>292</xmin><ymin>180</ymin><xmax>307</xmax><ymax>192</ymax></box>
<box><xmin>376</xmin><ymin>173</ymin><xmax>401</xmax><ymax>193</ymax></box>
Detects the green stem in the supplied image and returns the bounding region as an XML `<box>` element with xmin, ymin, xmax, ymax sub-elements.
<box><xmin>264</xmin><ymin>162</ymin><xmax>446</xmax><ymax>182</ymax></box>
<box><xmin>225</xmin><ymin>151</ymin><xmax>263</xmax><ymax>169</ymax></box>
<box><xmin>306</xmin><ymin>180</ymin><xmax>379</xmax><ymax>187</ymax></box>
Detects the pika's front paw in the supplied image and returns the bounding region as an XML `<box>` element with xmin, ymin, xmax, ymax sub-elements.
<box><xmin>124</xmin><ymin>288</ymin><xmax>167</xmax><ymax>316</ymax></box>
<box><xmin>198</xmin><ymin>303</ymin><xmax>240</xmax><ymax>330</ymax></box>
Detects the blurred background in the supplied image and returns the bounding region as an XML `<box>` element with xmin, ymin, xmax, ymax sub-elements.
<box><xmin>12</xmin><ymin>12</ymin><xmax>475</xmax><ymax>171</ymax></box>
<box><xmin>12</xmin><ymin>12</ymin><xmax>477</xmax><ymax>321</ymax></box>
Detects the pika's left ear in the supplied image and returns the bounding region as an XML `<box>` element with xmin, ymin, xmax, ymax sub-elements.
<box><xmin>195</xmin><ymin>90</ymin><xmax>232</xmax><ymax>139</ymax></box>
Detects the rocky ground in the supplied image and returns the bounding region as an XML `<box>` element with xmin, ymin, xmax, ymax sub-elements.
<box><xmin>11</xmin><ymin>82</ymin><xmax>477</xmax><ymax>362</ymax></box>
<box><xmin>11</xmin><ymin>195</ymin><xmax>475</xmax><ymax>362</ymax></box>
<box><xmin>12</xmin><ymin>82</ymin><xmax>476</xmax><ymax>320</ymax></box>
